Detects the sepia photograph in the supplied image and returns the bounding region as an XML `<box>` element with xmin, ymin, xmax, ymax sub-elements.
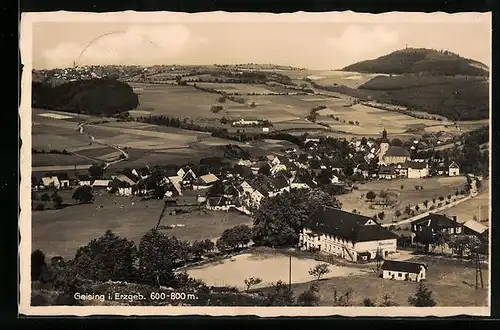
<box><xmin>19</xmin><ymin>11</ymin><xmax>491</xmax><ymax>316</ymax></box>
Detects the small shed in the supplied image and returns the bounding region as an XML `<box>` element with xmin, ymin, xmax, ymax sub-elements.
<box><xmin>381</xmin><ymin>260</ymin><xmax>427</xmax><ymax>282</ymax></box>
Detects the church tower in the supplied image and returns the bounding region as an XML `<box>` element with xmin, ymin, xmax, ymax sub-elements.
<box><xmin>378</xmin><ymin>129</ymin><xmax>390</xmax><ymax>162</ymax></box>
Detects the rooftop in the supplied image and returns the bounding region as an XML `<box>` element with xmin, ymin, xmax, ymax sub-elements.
<box><xmin>385</xmin><ymin>146</ymin><xmax>411</xmax><ymax>157</ymax></box>
<box><xmin>305</xmin><ymin>207</ymin><xmax>399</xmax><ymax>243</ymax></box>
<box><xmin>381</xmin><ymin>260</ymin><xmax>427</xmax><ymax>274</ymax></box>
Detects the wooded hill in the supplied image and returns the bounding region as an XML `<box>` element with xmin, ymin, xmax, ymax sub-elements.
<box><xmin>312</xmin><ymin>48</ymin><xmax>490</xmax><ymax>121</ymax></box>
<box><xmin>342</xmin><ymin>48</ymin><xmax>489</xmax><ymax>77</ymax></box>
<box><xmin>32</xmin><ymin>78</ymin><xmax>139</xmax><ymax>116</ymax></box>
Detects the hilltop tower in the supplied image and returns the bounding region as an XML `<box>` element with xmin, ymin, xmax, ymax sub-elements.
<box><xmin>378</xmin><ymin>129</ymin><xmax>390</xmax><ymax>162</ymax></box>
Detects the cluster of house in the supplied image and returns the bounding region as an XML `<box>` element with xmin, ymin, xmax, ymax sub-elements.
<box><xmin>206</xmin><ymin>155</ymin><xmax>328</xmax><ymax>213</ymax></box>
<box><xmin>367</xmin><ymin>129</ymin><xmax>460</xmax><ymax>180</ymax></box>
<box><xmin>299</xmin><ymin>207</ymin><xmax>488</xmax><ymax>282</ymax></box>
<box><xmin>31</xmin><ymin>166</ymin><xmax>219</xmax><ymax>198</ymax></box>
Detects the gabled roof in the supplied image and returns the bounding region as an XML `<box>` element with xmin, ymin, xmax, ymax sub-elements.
<box><xmin>381</xmin><ymin>260</ymin><xmax>427</xmax><ymax>274</ymax></box>
<box><xmin>463</xmin><ymin>220</ymin><xmax>488</xmax><ymax>235</ymax></box>
<box><xmin>407</xmin><ymin>161</ymin><xmax>428</xmax><ymax>169</ymax></box>
<box><xmin>305</xmin><ymin>207</ymin><xmax>398</xmax><ymax>243</ymax></box>
<box><xmin>449</xmin><ymin>161</ymin><xmax>459</xmax><ymax>169</ymax></box>
<box><xmin>273</xmin><ymin>175</ymin><xmax>290</xmax><ymax>190</ymax></box>
<box><xmin>379</xmin><ymin>166</ymin><xmax>396</xmax><ymax>174</ymax></box>
<box><xmin>114</xmin><ymin>174</ymin><xmax>136</xmax><ymax>186</ymax></box>
<box><xmin>92</xmin><ymin>179</ymin><xmax>110</xmax><ymax>187</ymax></box>
<box><xmin>199</xmin><ymin>173</ymin><xmax>219</xmax><ymax>185</ymax></box>
<box><xmin>57</xmin><ymin>172</ymin><xmax>70</xmax><ymax>181</ymax></box>
<box><xmin>78</xmin><ymin>175</ymin><xmax>91</xmax><ymax>181</ymax></box>
<box><xmin>118</xmin><ymin>181</ymin><xmax>131</xmax><ymax>188</ymax></box>
<box><xmin>412</xmin><ymin>213</ymin><xmax>461</xmax><ymax>229</ymax></box>
<box><xmin>385</xmin><ymin>146</ymin><xmax>410</xmax><ymax>157</ymax></box>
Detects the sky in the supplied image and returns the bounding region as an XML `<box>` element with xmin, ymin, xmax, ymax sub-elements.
<box><xmin>30</xmin><ymin>13</ymin><xmax>491</xmax><ymax>70</ymax></box>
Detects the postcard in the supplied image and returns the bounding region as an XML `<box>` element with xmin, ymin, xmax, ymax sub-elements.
<box><xmin>19</xmin><ymin>10</ymin><xmax>491</xmax><ymax>317</ymax></box>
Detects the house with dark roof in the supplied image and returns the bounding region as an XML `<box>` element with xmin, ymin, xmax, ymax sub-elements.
<box><xmin>290</xmin><ymin>171</ymin><xmax>316</xmax><ymax>190</ymax></box>
<box><xmin>382</xmin><ymin>146</ymin><xmax>411</xmax><ymax>165</ymax></box>
<box><xmin>411</xmin><ymin>213</ymin><xmax>463</xmax><ymax>236</ymax></box>
<box><xmin>77</xmin><ymin>175</ymin><xmax>92</xmax><ymax>186</ymax></box>
<box><xmin>269</xmin><ymin>174</ymin><xmax>291</xmax><ymax>197</ymax></box>
<box><xmin>381</xmin><ymin>260</ymin><xmax>427</xmax><ymax>282</ymax></box>
<box><xmin>407</xmin><ymin>161</ymin><xmax>429</xmax><ymax>179</ymax></box>
<box><xmin>57</xmin><ymin>172</ymin><xmax>71</xmax><ymax>188</ymax></box>
<box><xmin>300</xmin><ymin>207</ymin><xmax>399</xmax><ymax>262</ymax></box>
<box><xmin>206</xmin><ymin>196</ymin><xmax>235</xmax><ymax>211</ymax></box>
<box><xmin>378</xmin><ymin>166</ymin><xmax>397</xmax><ymax>180</ymax></box>
<box><xmin>117</xmin><ymin>181</ymin><xmax>133</xmax><ymax>196</ymax></box>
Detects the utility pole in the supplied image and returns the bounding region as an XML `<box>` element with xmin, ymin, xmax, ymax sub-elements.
<box><xmin>289</xmin><ymin>254</ymin><xmax>292</xmax><ymax>292</ymax></box>
<box><xmin>475</xmin><ymin>252</ymin><xmax>484</xmax><ymax>289</ymax></box>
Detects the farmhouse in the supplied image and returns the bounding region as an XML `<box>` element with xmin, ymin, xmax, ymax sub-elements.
<box><xmin>407</xmin><ymin>161</ymin><xmax>429</xmax><ymax>179</ymax></box>
<box><xmin>57</xmin><ymin>173</ymin><xmax>70</xmax><ymax>188</ymax></box>
<box><xmin>117</xmin><ymin>181</ymin><xmax>133</xmax><ymax>197</ymax></box>
<box><xmin>231</xmin><ymin>118</ymin><xmax>261</xmax><ymax>126</ymax></box>
<box><xmin>206</xmin><ymin>196</ymin><xmax>235</xmax><ymax>211</ymax></box>
<box><xmin>378</xmin><ymin>166</ymin><xmax>397</xmax><ymax>180</ymax></box>
<box><xmin>449</xmin><ymin>161</ymin><xmax>460</xmax><ymax>176</ymax></box>
<box><xmin>113</xmin><ymin>174</ymin><xmax>137</xmax><ymax>186</ymax></box>
<box><xmin>299</xmin><ymin>207</ymin><xmax>399</xmax><ymax>262</ymax></box>
<box><xmin>77</xmin><ymin>175</ymin><xmax>91</xmax><ymax>186</ymax></box>
<box><xmin>269</xmin><ymin>174</ymin><xmax>290</xmax><ymax>196</ymax></box>
<box><xmin>411</xmin><ymin>213</ymin><xmax>463</xmax><ymax>235</ymax></box>
<box><xmin>381</xmin><ymin>260</ymin><xmax>427</xmax><ymax>282</ymax></box>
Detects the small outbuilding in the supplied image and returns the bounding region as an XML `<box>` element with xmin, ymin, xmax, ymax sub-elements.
<box><xmin>381</xmin><ymin>260</ymin><xmax>427</xmax><ymax>282</ymax></box>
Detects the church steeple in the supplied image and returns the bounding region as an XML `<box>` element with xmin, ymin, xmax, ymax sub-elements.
<box><xmin>381</xmin><ymin>128</ymin><xmax>389</xmax><ymax>143</ymax></box>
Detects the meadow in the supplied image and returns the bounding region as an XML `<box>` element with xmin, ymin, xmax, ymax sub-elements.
<box><xmin>32</xmin><ymin>189</ymin><xmax>253</xmax><ymax>259</ymax></box>
<box><xmin>337</xmin><ymin>176</ymin><xmax>468</xmax><ymax>223</ymax></box>
<box><xmin>437</xmin><ymin>179</ymin><xmax>490</xmax><ymax>223</ymax></box>
<box><xmin>275</xmin><ymin>255</ymin><xmax>488</xmax><ymax>307</ymax></box>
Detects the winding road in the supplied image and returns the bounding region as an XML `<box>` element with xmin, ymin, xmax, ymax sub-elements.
<box><xmin>76</xmin><ymin>122</ymin><xmax>129</xmax><ymax>169</ymax></box>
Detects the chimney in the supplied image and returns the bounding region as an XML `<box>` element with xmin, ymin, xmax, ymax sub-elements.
<box><xmin>453</xmin><ymin>216</ymin><xmax>457</xmax><ymax>223</ymax></box>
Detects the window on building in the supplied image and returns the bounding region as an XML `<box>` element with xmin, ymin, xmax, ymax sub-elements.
<box><xmin>388</xmin><ymin>272</ymin><xmax>391</xmax><ymax>276</ymax></box>
<box><xmin>398</xmin><ymin>273</ymin><xmax>402</xmax><ymax>277</ymax></box>
<box><xmin>456</xmin><ymin>227</ymin><xmax>461</xmax><ymax>234</ymax></box>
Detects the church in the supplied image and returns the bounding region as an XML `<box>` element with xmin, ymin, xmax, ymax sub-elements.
<box><xmin>378</xmin><ymin>129</ymin><xmax>411</xmax><ymax>165</ymax></box>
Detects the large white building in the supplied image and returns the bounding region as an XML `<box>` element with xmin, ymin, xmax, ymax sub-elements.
<box><xmin>407</xmin><ymin>161</ymin><xmax>429</xmax><ymax>179</ymax></box>
<box><xmin>299</xmin><ymin>207</ymin><xmax>399</xmax><ymax>262</ymax></box>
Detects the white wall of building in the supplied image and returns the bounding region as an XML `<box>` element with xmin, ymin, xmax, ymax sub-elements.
<box><xmin>382</xmin><ymin>266</ymin><xmax>426</xmax><ymax>282</ymax></box>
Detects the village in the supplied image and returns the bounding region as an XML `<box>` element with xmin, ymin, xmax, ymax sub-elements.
<box><xmin>31</xmin><ymin>125</ymin><xmax>489</xmax><ymax>296</ymax></box>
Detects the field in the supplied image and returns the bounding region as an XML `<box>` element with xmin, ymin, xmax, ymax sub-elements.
<box><xmin>316</xmin><ymin>104</ymin><xmax>456</xmax><ymax>136</ymax></box>
<box><xmin>32</xmin><ymin>153</ymin><xmax>93</xmax><ymax>167</ymax></box>
<box><xmin>32</xmin><ymin>189</ymin><xmax>253</xmax><ymax>259</ymax></box>
<box><xmin>193</xmin><ymin>82</ymin><xmax>277</xmax><ymax>95</ymax></box>
<box><xmin>305</xmin><ymin>70</ymin><xmax>390</xmax><ymax>89</ymax></box>
<box><xmin>337</xmin><ymin>176</ymin><xmax>468</xmax><ymax>224</ymax></box>
<box><xmin>185</xmin><ymin>249</ymin><xmax>367</xmax><ymax>290</ymax></box>
<box><xmin>437</xmin><ymin>179</ymin><xmax>490</xmax><ymax>223</ymax></box>
<box><xmin>274</xmin><ymin>255</ymin><xmax>488</xmax><ymax>306</ymax></box>
<box><xmin>127</xmin><ymin>83</ymin><xmax>245</xmax><ymax>119</ymax></box>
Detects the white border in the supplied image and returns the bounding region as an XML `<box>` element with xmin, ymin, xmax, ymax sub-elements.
<box><xmin>19</xmin><ymin>11</ymin><xmax>492</xmax><ymax>317</ymax></box>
